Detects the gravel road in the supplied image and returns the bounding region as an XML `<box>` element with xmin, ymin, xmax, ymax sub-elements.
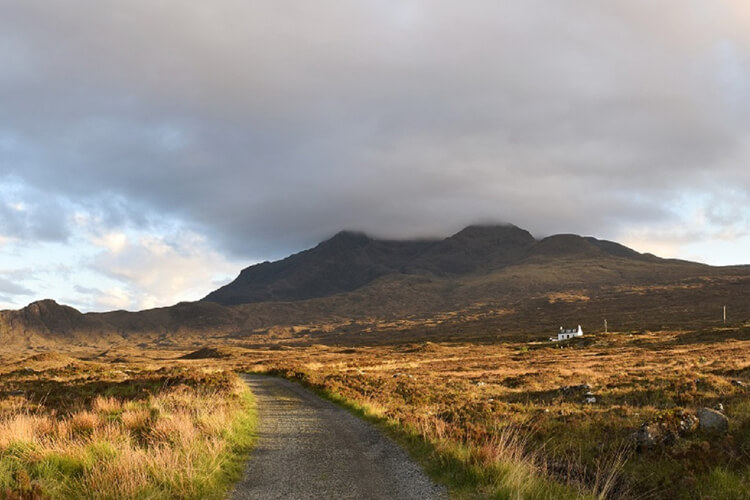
<box><xmin>231</xmin><ymin>374</ymin><xmax>448</xmax><ymax>500</ymax></box>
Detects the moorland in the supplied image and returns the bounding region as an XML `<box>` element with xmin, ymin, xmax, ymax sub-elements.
<box><xmin>2</xmin><ymin>224</ymin><xmax>750</xmax><ymax>498</ymax></box>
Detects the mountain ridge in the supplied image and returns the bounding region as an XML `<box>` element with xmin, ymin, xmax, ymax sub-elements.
<box><xmin>202</xmin><ymin>224</ymin><xmax>665</xmax><ymax>306</ymax></box>
<box><xmin>1</xmin><ymin>224</ymin><xmax>742</xmax><ymax>348</ymax></box>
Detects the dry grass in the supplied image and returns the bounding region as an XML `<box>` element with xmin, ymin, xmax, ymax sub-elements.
<box><xmin>5</xmin><ymin>300</ymin><xmax>750</xmax><ymax>498</ymax></box>
<box><xmin>226</xmin><ymin>326</ymin><xmax>750</xmax><ymax>498</ymax></box>
<box><xmin>0</xmin><ymin>366</ymin><xmax>255</xmax><ymax>499</ymax></box>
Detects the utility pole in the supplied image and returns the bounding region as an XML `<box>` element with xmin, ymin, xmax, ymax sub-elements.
<box><xmin>724</xmin><ymin>305</ymin><xmax>727</xmax><ymax>325</ymax></box>
<box><xmin>604</xmin><ymin>318</ymin><xmax>608</xmax><ymax>333</ymax></box>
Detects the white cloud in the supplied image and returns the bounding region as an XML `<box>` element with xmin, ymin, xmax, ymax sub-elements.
<box><xmin>90</xmin><ymin>286</ymin><xmax>132</xmax><ymax>311</ymax></box>
<box><xmin>88</xmin><ymin>229</ymin><xmax>242</xmax><ymax>310</ymax></box>
<box><xmin>618</xmin><ymin>189</ymin><xmax>750</xmax><ymax>264</ymax></box>
<box><xmin>0</xmin><ymin>212</ymin><xmax>245</xmax><ymax>312</ymax></box>
<box><xmin>91</xmin><ymin>232</ymin><xmax>128</xmax><ymax>255</ymax></box>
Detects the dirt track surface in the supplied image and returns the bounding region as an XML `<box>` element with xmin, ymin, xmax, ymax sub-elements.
<box><xmin>231</xmin><ymin>375</ymin><xmax>448</xmax><ymax>500</ymax></box>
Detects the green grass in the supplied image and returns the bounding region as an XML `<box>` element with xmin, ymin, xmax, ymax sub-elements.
<box><xmin>208</xmin><ymin>385</ymin><xmax>258</xmax><ymax>498</ymax></box>
<box><xmin>694</xmin><ymin>468</ymin><xmax>750</xmax><ymax>499</ymax></box>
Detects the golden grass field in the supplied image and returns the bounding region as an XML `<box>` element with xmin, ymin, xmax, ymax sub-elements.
<box><xmin>2</xmin><ymin>322</ymin><xmax>750</xmax><ymax>498</ymax></box>
<box><xmin>0</xmin><ymin>355</ymin><xmax>256</xmax><ymax>499</ymax></box>
<box><xmin>227</xmin><ymin>327</ymin><xmax>750</xmax><ymax>498</ymax></box>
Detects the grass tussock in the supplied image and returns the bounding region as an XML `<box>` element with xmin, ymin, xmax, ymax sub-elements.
<box><xmin>0</xmin><ymin>367</ymin><xmax>256</xmax><ymax>499</ymax></box>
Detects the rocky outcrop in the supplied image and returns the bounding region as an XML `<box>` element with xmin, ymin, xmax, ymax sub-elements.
<box><xmin>632</xmin><ymin>410</ymin><xmax>699</xmax><ymax>451</ymax></box>
<box><xmin>633</xmin><ymin>407</ymin><xmax>730</xmax><ymax>451</ymax></box>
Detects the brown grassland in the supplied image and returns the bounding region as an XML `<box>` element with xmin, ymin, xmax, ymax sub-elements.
<box><xmin>226</xmin><ymin>327</ymin><xmax>750</xmax><ymax>498</ymax></box>
<box><xmin>0</xmin><ymin>354</ymin><xmax>256</xmax><ymax>499</ymax></box>
<box><xmin>3</xmin><ymin>323</ymin><xmax>750</xmax><ymax>497</ymax></box>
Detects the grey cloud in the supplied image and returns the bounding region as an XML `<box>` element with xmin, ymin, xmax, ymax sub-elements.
<box><xmin>0</xmin><ymin>276</ymin><xmax>33</xmax><ymax>296</ymax></box>
<box><xmin>0</xmin><ymin>190</ymin><xmax>70</xmax><ymax>242</ymax></box>
<box><xmin>73</xmin><ymin>285</ymin><xmax>102</xmax><ymax>296</ymax></box>
<box><xmin>1</xmin><ymin>1</ymin><xmax>750</xmax><ymax>259</ymax></box>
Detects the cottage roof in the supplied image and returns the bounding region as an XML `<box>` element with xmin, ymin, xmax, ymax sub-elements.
<box><xmin>559</xmin><ymin>326</ymin><xmax>581</xmax><ymax>334</ymax></box>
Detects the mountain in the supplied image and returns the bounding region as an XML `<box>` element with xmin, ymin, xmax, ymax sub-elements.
<box><xmin>3</xmin><ymin>224</ymin><xmax>747</xmax><ymax>348</ymax></box>
<box><xmin>406</xmin><ymin>224</ymin><xmax>536</xmax><ymax>275</ymax></box>
<box><xmin>203</xmin><ymin>224</ymin><xmax>668</xmax><ymax>306</ymax></box>
<box><xmin>204</xmin><ymin>230</ymin><xmax>436</xmax><ymax>305</ymax></box>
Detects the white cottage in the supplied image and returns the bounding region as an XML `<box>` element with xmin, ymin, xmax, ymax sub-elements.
<box><xmin>551</xmin><ymin>325</ymin><xmax>583</xmax><ymax>342</ymax></box>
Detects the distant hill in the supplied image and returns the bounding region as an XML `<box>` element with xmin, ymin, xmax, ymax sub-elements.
<box><xmin>0</xmin><ymin>299</ymin><xmax>115</xmax><ymax>345</ymax></box>
<box><xmin>203</xmin><ymin>224</ymin><xmax>670</xmax><ymax>305</ymax></box>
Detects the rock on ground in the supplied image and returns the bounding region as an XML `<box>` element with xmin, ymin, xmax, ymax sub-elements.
<box><xmin>697</xmin><ymin>407</ymin><xmax>729</xmax><ymax>434</ymax></box>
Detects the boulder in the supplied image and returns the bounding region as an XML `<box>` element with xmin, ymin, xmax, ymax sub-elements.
<box><xmin>697</xmin><ymin>407</ymin><xmax>729</xmax><ymax>433</ymax></box>
<box><xmin>633</xmin><ymin>423</ymin><xmax>661</xmax><ymax>450</ymax></box>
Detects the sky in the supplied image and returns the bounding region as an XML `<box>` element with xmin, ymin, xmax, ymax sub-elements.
<box><xmin>1</xmin><ymin>1</ymin><xmax>750</xmax><ymax>312</ymax></box>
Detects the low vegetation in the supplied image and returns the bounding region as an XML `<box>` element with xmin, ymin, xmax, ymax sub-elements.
<box><xmin>233</xmin><ymin>326</ymin><xmax>750</xmax><ymax>498</ymax></box>
<box><xmin>4</xmin><ymin>323</ymin><xmax>750</xmax><ymax>498</ymax></box>
<box><xmin>0</xmin><ymin>359</ymin><xmax>255</xmax><ymax>499</ymax></box>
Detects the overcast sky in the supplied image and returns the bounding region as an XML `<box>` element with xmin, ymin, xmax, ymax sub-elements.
<box><xmin>2</xmin><ymin>1</ymin><xmax>750</xmax><ymax>311</ymax></box>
